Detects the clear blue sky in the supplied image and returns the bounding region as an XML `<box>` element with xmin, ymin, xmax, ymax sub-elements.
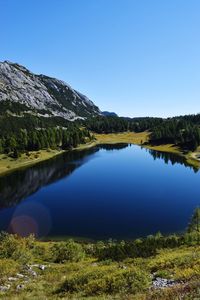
<box><xmin>1</xmin><ymin>0</ymin><xmax>200</xmax><ymax>117</ymax></box>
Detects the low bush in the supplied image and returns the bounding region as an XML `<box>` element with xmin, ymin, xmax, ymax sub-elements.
<box><xmin>61</xmin><ymin>266</ymin><xmax>150</xmax><ymax>296</ymax></box>
<box><xmin>0</xmin><ymin>232</ymin><xmax>34</xmax><ymax>264</ymax></box>
<box><xmin>0</xmin><ymin>259</ymin><xmax>20</xmax><ymax>283</ymax></box>
<box><xmin>50</xmin><ymin>239</ymin><xmax>85</xmax><ymax>263</ymax></box>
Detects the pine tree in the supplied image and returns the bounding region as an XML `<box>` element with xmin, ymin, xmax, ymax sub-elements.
<box><xmin>187</xmin><ymin>207</ymin><xmax>200</xmax><ymax>233</ymax></box>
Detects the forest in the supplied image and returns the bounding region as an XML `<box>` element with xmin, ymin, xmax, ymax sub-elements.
<box><xmin>1</xmin><ymin>113</ymin><xmax>200</xmax><ymax>158</ymax></box>
<box><xmin>149</xmin><ymin>119</ymin><xmax>200</xmax><ymax>150</ymax></box>
<box><xmin>0</xmin><ymin>116</ymin><xmax>92</xmax><ymax>158</ymax></box>
<box><xmin>85</xmin><ymin>114</ymin><xmax>200</xmax><ymax>151</ymax></box>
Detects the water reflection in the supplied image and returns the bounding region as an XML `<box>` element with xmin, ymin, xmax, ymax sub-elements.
<box><xmin>0</xmin><ymin>148</ymin><xmax>99</xmax><ymax>207</ymax></box>
<box><xmin>0</xmin><ymin>144</ymin><xmax>199</xmax><ymax>239</ymax></box>
<box><xmin>0</xmin><ymin>144</ymin><xmax>198</xmax><ymax>210</ymax></box>
<box><xmin>0</xmin><ymin>144</ymin><xmax>129</xmax><ymax>208</ymax></box>
<box><xmin>147</xmin><ymin>148</ymin><xmax>199</xmax><ymax>173</ymax></box>
<box><xmin>99</xmin><ymin>143</ymin><xmax>129</xmax><ymax>151</ymax></box>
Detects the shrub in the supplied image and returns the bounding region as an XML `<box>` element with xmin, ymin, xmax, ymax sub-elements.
<box><xmin>50</xmin><ymin>239</ymin><xmax>85</xmax><ymax>263</ymax></box>
<box><xmin>61</xmin><ymin>266</ymin><xmax>150</xmax><ymax>296</ymax></box>
<box><xmin>0</xmin><ymin>232</ymin><xmax>34</xmax><ymax>264</ymax></box>
<box><xmin>0</xmin><ymin>259</ymin><xmax>20</xmax><ymax>283</ymax></box>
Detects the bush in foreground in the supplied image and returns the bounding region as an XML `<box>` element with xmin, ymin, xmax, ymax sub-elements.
<box><xmin>50</xmin><ymin>239</ymin><xmax>85</xmax><ymax>263</ymax></box>
<box><xmin>0</xmin><ymin>232</ymin><xmax>34</xmax><ymax>264</ymax></box>
<box><xmin>60</xmin><ymin>266</ymin><xmax>150</xmax><ymax>296</ymax></box>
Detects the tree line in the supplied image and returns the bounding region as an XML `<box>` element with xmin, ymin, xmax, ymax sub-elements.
<box><xmin>0</xmin><ymin>126</ymin><xmax>92</xmax><ymax>158</ymax></box>
<box><xmin>149</xmin><ymin>119</ymin><xmax>200</xmax><ymax>150</ymax></box>
<box><xmin>85</xmin><ymin>116</ymin><xmax>163</xmax><ymax>133</ymax></box>
<box><xmin>85</xmin><ymin>114</ymin><xmax>200</xmax><ymax>151</ymax></box>
<box><xmin>1</xmin><ymin>112</ymin><xmax>200</xmax><ymax>156</ymax></box>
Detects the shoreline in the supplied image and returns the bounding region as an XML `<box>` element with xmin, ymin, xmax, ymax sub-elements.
<box><xmin>0</xmin><ymin>140</ymin><xmax>100</xmax><ymax>177</ymax></box>
<box><xmin>144</xmin><ymin>143</ymin><xmax>200</xmax><ymax>169</ymax></box>
<box><xmin>94</xmin><ymin>132</ymin><xmax>200</xmax><ymax>170</ymax></box>
<box><xmin>0</xmin><ymin>149</ymin><xmax>66</xmax><ymax>177</ymax></box>
<box><xmin>0</xmin><ymin>131</ymin><xmax>199</xmax><ymax>176</ymax></box>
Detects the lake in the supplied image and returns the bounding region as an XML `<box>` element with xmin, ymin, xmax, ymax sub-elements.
<box><xmin>0</xmin><ymin>144</ymin><xmax>199</xmax><ymax>240</ymax></box>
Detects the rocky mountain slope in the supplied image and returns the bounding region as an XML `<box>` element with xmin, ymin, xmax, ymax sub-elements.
<box><xmin>0</xmin><ymin>61</ymin><xmax>101</xmax><ymax>121</ymax></box>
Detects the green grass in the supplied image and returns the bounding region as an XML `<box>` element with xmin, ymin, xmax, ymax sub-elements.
<box><xmin>1</xmin><ymin>245</ymin><xmax>200</xmax><ymax>299</ymax></box>
<box><xmin>0</xmin><ymin>234</ymin><xmax>199</xmax><ymax>299</ymax></box>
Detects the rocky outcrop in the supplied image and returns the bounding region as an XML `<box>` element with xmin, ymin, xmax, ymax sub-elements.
<box><xmin>0</xmin><ymin>61</ymin><xmax>101</xmax><ymax>120</ymax></box>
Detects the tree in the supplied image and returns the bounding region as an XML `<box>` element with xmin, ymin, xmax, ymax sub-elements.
<box><xmin>11</xmin><ymin>148</ymin><xmax>21</xmax><ymax>159</ymax></box>
<box><xmin>187</xmin><ymin>207</ymin><xmax>200</xmax><ymax>233</ymax></box>
<box><xmin>0</xmin><ymin>139</ymin><xmax>3</xmax><ymax>153</ymax></box>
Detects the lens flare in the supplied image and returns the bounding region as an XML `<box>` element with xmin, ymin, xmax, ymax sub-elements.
<box><xmin>9</xmin><ymin>215</ymin><xmax>39</xmax><ymax>237</ymax></box>
<box><xmin>9</xmin><ymin>202</ymin><xmax>52</xmax><ymax>237</ymax></box>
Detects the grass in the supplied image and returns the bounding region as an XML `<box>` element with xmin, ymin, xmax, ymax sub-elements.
<box><xmin>0</xmin><ymin>149</ymin><xmax>65</xmax><ymax>176</ymax></box>
<box><xmin>185</xmin><ymin>147</ymin><xmax>200</xmax><ymax>169</ymax></box>
<box><xmin>0</xmin><ymin>240</ymin><xmax>200</xmax><ymax>299</ymax></box>
<box><xmin>94</xmin><ymin>131</ymin><xmax>149</xmax><ymax>145</ymax></box>
<box><xmin>144</xmin><ymin>144</ymin><xmax>181</xmax><ymax>154</ymax></box>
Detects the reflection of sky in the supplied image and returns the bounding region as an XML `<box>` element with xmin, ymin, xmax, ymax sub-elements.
<box><xmin>0</xmin><ymin>145</ymin><xmax>200</xmax><ymax>239</ymax></box>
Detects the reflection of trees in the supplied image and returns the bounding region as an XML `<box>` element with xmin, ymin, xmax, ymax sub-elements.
<box><xmin>0</xmin><ymin>148</ymin><xmax>99</xmax><ymax>208</ymax></box>
<box><xmin>99</xmin><ymin>143</ymin><xmax>129</xmax><ymax>151</ymax></box>
<box><xmin>148</xmin><ymin>149</ymin><xmax>199</xmax><ymax>173</ymax></box>
<box><xmin>1</xmin><ymin>143</ymin><xmax>196</xmax><ymax>210</ymax></box>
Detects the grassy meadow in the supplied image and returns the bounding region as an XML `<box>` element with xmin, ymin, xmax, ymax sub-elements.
<box><xmin>94</xmin><ymin>131</ymin><xmax>149</xmax><ymax>145</ymax></box>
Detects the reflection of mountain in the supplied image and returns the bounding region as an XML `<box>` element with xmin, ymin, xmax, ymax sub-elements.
<box><xmin>0</xmin><ymin>148</ymin><xmax>99</xmax><ymax>208</ymax></box>
<box><xmin>0</xmin><ymin>144</ymin><xmax>129</xmax><ymax>208</ymax></box>
<box><xmin>148</xmin><ymin>149</ymin><xmax>199</xmax><ymax>173</ymax></box>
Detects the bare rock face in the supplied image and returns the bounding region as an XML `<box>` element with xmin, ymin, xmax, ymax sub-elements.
<box><xmin>0</xmin><ymin>61</ymin><xmax>101</xmax><ymax>120</ymax></box>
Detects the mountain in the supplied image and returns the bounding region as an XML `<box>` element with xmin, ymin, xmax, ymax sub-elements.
<box><xmin>102</xmin><ymin>111</ymin><xmax>118</xmax><ymax>117</ymax></box>
<box><xmin>0</xmin><ymin>61</ymin><xmax>101</xmax><ymax>121</ymax></box>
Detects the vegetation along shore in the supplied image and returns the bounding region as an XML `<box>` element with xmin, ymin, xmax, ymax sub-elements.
<box><xmin>0</xmin><ymin>208</ymin><xmax>200</xmax><ymax>299</ymax></box>
<box><xmin>0</xmin><ymin>128</ymin><xmax>199</xmax><ymax>176</ymax></box>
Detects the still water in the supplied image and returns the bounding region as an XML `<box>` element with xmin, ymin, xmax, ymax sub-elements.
<box><xmin>0</xmin><ymin>144</ymin><xmax>199</xmax><ymax>240</ymax></box>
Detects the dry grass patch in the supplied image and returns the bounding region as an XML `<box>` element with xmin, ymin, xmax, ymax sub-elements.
<box><xmin>0</xmin><ymin>149</ymin><xmax>64</xmax><ymax>176</ymax></box>
<box><xmin>94</xmin><ymin>132</ymin><xmax>150</xmax><ymax>145</ymax></box>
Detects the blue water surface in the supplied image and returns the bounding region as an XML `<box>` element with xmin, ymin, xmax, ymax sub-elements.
<box><xmin>0</xmin><ymin>144</ymin><xmax>199</xmax><ymax>240</ymax></box>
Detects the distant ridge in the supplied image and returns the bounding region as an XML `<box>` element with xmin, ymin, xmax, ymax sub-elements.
<box><xmin>102</xmin><ymin>111</ymin><xmax>118</xmax><ymax>117</ymax></box>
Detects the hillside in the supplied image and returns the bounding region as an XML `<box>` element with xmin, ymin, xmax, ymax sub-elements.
<box><xmin>0</xmin><ymin>230</ymin><xmax>199</xmax><ymax>299</ymax></box>
<box><xmin>0</xmin><ymin>61</ymin><xmax>101</xmax><ymax>121</ymax></box>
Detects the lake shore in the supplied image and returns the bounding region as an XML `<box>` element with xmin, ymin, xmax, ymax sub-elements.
<box><xmin>93</xmin><ymin>132</ymin><xmax>200</xmax><ymax>169</ymax></box>
<box><xmin>0</xmin><ymin>131</ymin><xmax>199</xmax><ymax>176</ymax></box>
<box><xmin>0</xmin><ymin>149</ymin><xmax>66</xmax><ymax>177</ymax></box>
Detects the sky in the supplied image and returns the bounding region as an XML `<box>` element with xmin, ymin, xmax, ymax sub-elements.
<box><xmin>1</xmin><ymin>0</ymin><xmax>200</xmax><ymax>117</ymax></box>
